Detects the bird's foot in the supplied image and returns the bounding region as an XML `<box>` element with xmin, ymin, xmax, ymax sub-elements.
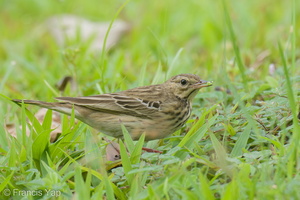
<box><xmin>142</xmin><ymin>147</ymin><xmax>163</xmax><ymax>154</ymax></box>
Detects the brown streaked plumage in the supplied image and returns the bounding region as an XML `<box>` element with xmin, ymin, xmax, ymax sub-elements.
<box><xmin>13</xmin><ymin>74</ymin><xmax>212</xmax><ymax>141</ymax></box>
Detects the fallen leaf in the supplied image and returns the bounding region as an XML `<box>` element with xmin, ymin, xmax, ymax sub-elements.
<box><xmin>104</xmin><ymin>138</ymin><xmax>121</xmax><ymax>161</ymax></box>
<box><xmin>5</xmin><ymin>123</ymin><xmax>30</xmax><ymax>138</ymax></box>
<box><xmin>45</xmin><ymin>14</ymin><xmax>131</xmax><ymax>52</ymax></box>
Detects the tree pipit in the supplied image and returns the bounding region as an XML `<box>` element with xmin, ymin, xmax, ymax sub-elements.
<box><xmin>13</xmin><ymin>74</ymin><xmax>212</xmax><ymax>142</ymax></box>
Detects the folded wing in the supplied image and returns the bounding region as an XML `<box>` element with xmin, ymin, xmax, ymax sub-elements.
<box><xmin>56</xmin><ymin>94</ymin><xmax>162</xmax><ymax>119</ymax></box>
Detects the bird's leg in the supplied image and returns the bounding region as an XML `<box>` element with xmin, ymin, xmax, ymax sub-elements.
<box><xmin>104</xmin><ymin>137</ymin><xmax>162</xmax><ymax>157</ymax></box>
<box><xmin>142</xmin><ymin>147</ymin><xmax>163</xmax><ymax>154</ymax></box>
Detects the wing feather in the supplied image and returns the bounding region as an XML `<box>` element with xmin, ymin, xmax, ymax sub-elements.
<box><xmin>55</xmin><ymin>93</ymin><xmax>162</xmax><ymax>119</ymax></box>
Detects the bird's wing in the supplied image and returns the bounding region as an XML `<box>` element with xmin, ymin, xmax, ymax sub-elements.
<box><xmin>56</xmin><ymin>93</ymin><xmax>162</xmax><ymax>119</ymax></box>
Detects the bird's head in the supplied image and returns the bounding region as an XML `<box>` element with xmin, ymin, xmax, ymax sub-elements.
<box><xmin>165</xmin><ymin>74</ymin><xmax>213</xmax><ymax>101</ymax></box>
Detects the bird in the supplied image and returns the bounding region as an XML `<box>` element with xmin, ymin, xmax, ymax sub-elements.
<box><xmin>13</xmin><ymin>74</ymin><xmax>212</xmax><ymax>141</ymax></box>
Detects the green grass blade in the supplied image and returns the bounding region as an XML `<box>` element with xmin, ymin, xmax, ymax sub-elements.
<box><xmin>278</xmin><ymin>42</ymin><xmax>300</xmax><ymax>179</ymax></box>
<box><xmin>24</xmin><ymin>108</ymin><xmax>43</xmax><ymax>134</ymax></box>
<box><xmin>82</xmin><ymin>166</ymin><xmax>126</xmax><ymax>200</ymax></box>
<box><xmin>0</xmin><ymin>93</ymin><xmax>12</xmax><ymax>101</ymax></box>
<box><xmin>32</xmin><ymin>129</ymin><xmax>51</xmax><ymax>160</ymax></box>
<box><xmin>210</xmin><ymin>132</ymin><xmax>227</xmax><ymax>162</ymax></box>
<box><xmin>223</xmin><ymin>0</ymin><xmax>248</xmax><ymax>90</ymax></box>
<box><xmin>210</xmin><ymin>131</ymin><xmax>236</xmax><ymax>177</ymax></box>
<box><xmin>119</xmin><ymin>140</ymin><xmax>133</xmax><ymax>185</ymax></box>
<box><xmin>21</xmin><ymin>101</ymin><xmax>28</xmax><ymax>143</ymax></box>
<box><xmin>230</xmin><ymin>124</ymin><xmax>251</xmax><ymax>157</ymax></box>
<box><xmin>176</xmin><ymin>114</ymin><xmax>218</xmax><ymax>158</ymax></box>
<box><xmin>0</xmin><ymin>171</ymin><xmax>14</xmax><ymax>192</ymax></box>
<box><xmin>0</xmin><ymin>63</ymin><xmax>14</xmax><ymax>92</ymax></box>
<box><xmin>167</xmin><ymin>48</ymin><xmax>183</xmax><ymax>77</ymax></box>
<box><xmin>121</xmin><ymin>124</ymin><xmax>135</xmax><ymax>153</ymax></box>
<box><xmin>44</xmin><ymin>80</ymin><xmax>60</xmax><ymax>96</ymax></box>
<box><xmin>278</xmin><ymin>42</ymin><xmax>299</xmax><ymax>136</ymax></box>
<box><xmin>0</xmin><ymin>121</ymin><xmax>9</xmax><ymax>149</ymax></box>
<box><xmin>198</xmin><ymin>171</ymin><xmax>215</xmax><ymax>200</ymax></box>
<box><xmin>260</xmin><ymin>136</ymin><xmax>285</xmax><ymax>156</ymax></box>
<box><xmin>8</xmin><ymin>140</ymin><xmax>17</xmax><ymax>167</ymax></box>
<box><xmin>42</xmin><ymin>109</ymin><xmax>52</xmax><ymax>130</ymax></box>
<box><xmin>130</xmin><ymin>133</ymin><xmax>145</xmax><ymax>164</ymax></box>
<box><xmin>99</xmin><ymin>0</ymin><xmax>130</xmax><ymax>80</ymax></box>
<box><xmin>138</xmin><ymin>61</ymin><xmax>148</xmax><ymax>86</ymax></box>
<box><xmin>177</xmin><ymin>106</ymin><xmax>217</xmax><ymax>148</ymax></box>
<box><xmin>221</xmin><ymin>180</ymin><xmax>239</xmax><ymax>200</ymax></box>
<box><xmin>75</xmin><ymin>167</ymin><xmax>90</xmax><ymax>199</ymax></box>
<box><xmin>103</xmin><ymin>177</ymin><xmax>116</xmax><ymax>200</ymax></box>
<box><xmin>291</xmin><ymin>0</ymin><xmax>296</xmax><ymax>73</ymax></box>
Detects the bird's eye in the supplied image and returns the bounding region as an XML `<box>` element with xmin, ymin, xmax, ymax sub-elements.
<box><xmin>180</xmin><ymin>79</ymin><xmax>187</xmax><ymax>85</ymax></box>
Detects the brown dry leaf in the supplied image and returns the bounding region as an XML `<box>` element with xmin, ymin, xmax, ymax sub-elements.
<box><xmin>5</xmin><ymin>123</ymin><xmax>30</xmax><ymax>138</ymax></box>
<box><xmin>45</xmin><ymin>14</ymin><xmax>131</xmax><ymax>52</ymax></box>
<box><xmin>104</xmin><ymin>138</ymin><xmax>121</xmax><ymax>161</ymax></box>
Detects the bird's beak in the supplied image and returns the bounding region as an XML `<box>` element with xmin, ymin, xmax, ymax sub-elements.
<box><xmin>192</xmin><ymin>80</ymin><xmax>213</xmax><ymax>89</ymax></box>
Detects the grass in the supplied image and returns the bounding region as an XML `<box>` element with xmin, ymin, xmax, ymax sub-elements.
<box><xmin>1</xmin><ymin>0</ymin><xmax>300</xmax><ymax>199</ymax></box>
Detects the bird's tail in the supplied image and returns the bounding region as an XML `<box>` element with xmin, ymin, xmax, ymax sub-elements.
<box><xmin>12</xmin><ymin>99</ymin><xmax>73</xmax><ymax>116</ymax></box>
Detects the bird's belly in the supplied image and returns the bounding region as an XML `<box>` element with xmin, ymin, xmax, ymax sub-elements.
<box><xmin>79</xmin><ymin>113</ymin><xmax>173</xmax><ymax>141</ymax></box>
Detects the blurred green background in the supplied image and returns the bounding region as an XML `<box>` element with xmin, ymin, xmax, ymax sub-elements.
<box><xmin>1</xmin><ymin>0</ymin><xmax>299</xmax><ymax>199</ymax></box>
<box><xmin>1</xmin><ymin>0</ymin><xmax>298</xmax><ymax>98</ymax></box>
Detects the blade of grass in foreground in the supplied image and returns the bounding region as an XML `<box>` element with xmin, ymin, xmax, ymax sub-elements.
<box><xmin>177</xmin><ymin>106</ymin><xmax>217</xmax><ymax>149</ymax></box>
<box><xmin>210</xmin><ymin>131</ymin><xmax>236</xmax><ymax>178</ymax></box>
<box><xmin>278</xmin><ymin>44</ymin><xmax>299</xmax><ymax>138</ymax></box>
<box><xmin>166</xmin><ymin>48</ymin><xmax>184</xmax><ymax>78</ymax></box>
<box><xmin>198</xmin><ymin>171</ymin><xmax>215</xmax><ymax>200</ymax></box>
<box><xmin>223</xmin><ymin>0</ymin><xmax>248</xmax><ymax>90</ymax></box>
<box><xmin>0</xmin><ymin>122</ymin><xmax>9</xmax><ymax>149</ymax></box>
<box><xmin>121</xmin><ymin>124</ymin><xmax>135</xmax><ymax>153</ymax></box>
<box><xmin>291</xmin><ymin>0</ymin><xmax>296</xmax><ymax>74</ymax></box>
<box><xmin>175</xmin><ymin>113</ymin><xmax>218</xmax><ymax>159</ymax></box>
<box><xmin>75</xmin><ymin>167</ymin><xmax>90</xmax><ymax>199</ymax></box>
<box><xmin>221</xmin><ymin>179</ymin><xmax>239</xmax><ymax>200</ymax></box>
<box><xmin>99</xmin><ymin>0</ymin><xmax>130</xmax><ymax>81</ymax></box>
<box><xmin>230</xmin><ymin>124</ymin><xmax>251</xmax><ymax>157</ymax></box>
<box><xmin>278</xmin><ymin>42</ymin><xmax>300</xmax><ymax>179</ymax></box>
<box><xmin>0</xmin><ymin>171</ymin><xmax>14</xmax><ymax>192</ymax></box>
<box><xmin>119</xmin><ymin>140</ymin><xmax>134</xmax><ymax>185</ymax></box>
<box><xmin>130</xmin><ymin>133</ymin><xmax>145</xmax><ymax>164</ymax></box>
<box><xmin>0</xmin><ymin>62</ymin><xmax>14</xmax><ymax>92</ymax></box>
